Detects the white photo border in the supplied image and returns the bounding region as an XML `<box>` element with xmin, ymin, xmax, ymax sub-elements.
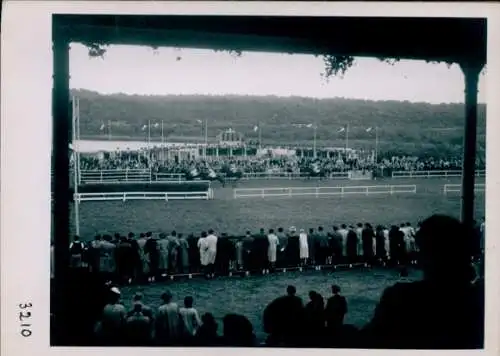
<box><xmin>1</xmin><ymin>1</ymin><xmax>499</xmax><ymax>356</ymax></box>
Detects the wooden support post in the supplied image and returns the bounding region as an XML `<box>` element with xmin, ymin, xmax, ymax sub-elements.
<box><xmin>52</xmin><ymin>23</ymin><xmax>70</xmax><ymax>344</ymax></box>
<box><xmin>459</xmin><ymin>62</ymin><xmax>483</xmax><ymax>233</ymax></box>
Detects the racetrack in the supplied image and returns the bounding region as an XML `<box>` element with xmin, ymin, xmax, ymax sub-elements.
<box><xmin>68</xmin><ymin>176</ymin><xmax>485</xmax><ymax>239</ymax></box>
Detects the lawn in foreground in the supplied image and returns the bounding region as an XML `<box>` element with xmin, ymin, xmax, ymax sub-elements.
<box><xmin>119</xmin><ymin>267</ymin><xmax>423</xmax><ymax>343</ymax></box>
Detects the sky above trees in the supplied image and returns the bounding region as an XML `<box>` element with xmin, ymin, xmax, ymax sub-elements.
<box><xmin>70</xmin><ymin>44</ymin><xmax>487</xmax><ymax>105</ymax></box>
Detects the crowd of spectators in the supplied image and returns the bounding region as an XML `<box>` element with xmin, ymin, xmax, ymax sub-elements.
<box><xmin>53</xmin><ymin>214</ymin><xmax>485</xmax><ymax>348</ymax></box>
<box><xmin>75</xmin><ymin>151</ymin><xmax>485</xmax><ymax>176</ymax></box>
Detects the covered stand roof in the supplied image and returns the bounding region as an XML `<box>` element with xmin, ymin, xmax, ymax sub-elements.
<box><xmin>56</xmin><ymin>15</ymin><xmax>486</xmax><ymax>66</ymax></box>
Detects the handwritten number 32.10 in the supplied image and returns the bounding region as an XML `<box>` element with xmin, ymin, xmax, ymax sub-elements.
<box><xmin>19</xmin><ymin>303</ymin><xmax>32</xmax><ymax>337</ymax></box>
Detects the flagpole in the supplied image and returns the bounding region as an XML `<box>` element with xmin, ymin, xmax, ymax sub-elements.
<box><xmin>313</xmin><ymin>124</ymin><xmax>317</xmax><ymax>159</ymax></box>
<box><xmin>161</xmin><ymin>120</ymin><xmax>164</xmax><ymax>144</ymax></box>
<box><xmin>375</xmin><ymin>126</ymin><xmax>379</xmax><ymax>164</ymax></box>
<box><xmin>204</xmin><ymin>119</ymin><xmax>208</xmax><ymax>158</ymax></box>
<box><xmin>161</xmin><ymin>120</ymin><xmax>164</xmax><ymax>161</ymax></box>
<box><xmin>259</xmin><ymin>121</ymin><xmax>262</xmax><ymax>151</ymax></box>
<box><xmin>71</xmin><ymin>97</ymin><xmax>80</xmax><ymax>236</ymax></box>
<box><xmin>345</xmin><ymin>124</ymin><xmax>349</xmax><ymax>154</ymax></box>
<box><xmin>76</xmin><ymin>97</ymin><xmax>81</xmax><ymax>185</ymax></box>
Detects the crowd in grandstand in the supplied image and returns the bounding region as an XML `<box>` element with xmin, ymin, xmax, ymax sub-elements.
<box><xmin>76</xmin><ymin>151</ymin><xmax>485</xmax><ymax>176</ymax></box>
<box><xmin>52</xmin><ymin>215</ymin><xmax>485</xmax><ymax>348</ymax></box>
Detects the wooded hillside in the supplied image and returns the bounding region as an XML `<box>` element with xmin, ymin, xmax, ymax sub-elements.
<box><xmin>72</xmin><ymin>89</ymin><xmax>486</xmax><ymax>158</ymax></box>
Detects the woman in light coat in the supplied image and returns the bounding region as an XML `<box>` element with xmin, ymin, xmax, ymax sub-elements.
<box><xmin>267</xmin><ymin>229</ymin><xmax>279</xmax><ymax>269</ymax></box>
<box><xmin>299</xmin><ymin>229</ymin><xmax>309</xmax><ymax>265</ymax></box>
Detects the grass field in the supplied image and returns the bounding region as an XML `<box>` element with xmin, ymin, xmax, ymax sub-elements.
<box><xmin>70</xmin><ymin>176</ymin><xmax>485</xmax><ymax>239</ymax></box>
<box><xmin>63</xmin><ymin>176</ymin><xmax>483</xmax><ymax>343</ymax></box>
<box><xmin>118</xmin><ymin>267</ymin><xmax>423</xmax><ymax>343</ymax></box>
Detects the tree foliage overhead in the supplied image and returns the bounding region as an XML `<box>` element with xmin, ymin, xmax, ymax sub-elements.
<box><xmin>72</xmin><ymin>89</ymin><xmax>486</xmax><ymax>159</ymax></box>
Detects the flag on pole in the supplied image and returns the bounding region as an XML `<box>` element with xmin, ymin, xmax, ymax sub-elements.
<box><xmin>366</xmin><ymin>127</ymin><xmax>373</xmax><ymax>132</ymax></box>
<box><xmin>338</xmin><ymin>127</ymin><xmax>345</xmax><ymax>133</ymax></box>
<box><xmin>253</xmin><ymin>125</ymin><xmax>259</xmax><ymax>132</ymax></box>
<box><xmin>197</xmin><ymin>119</ymin><xmax>203</xmax><ymax>124</ymax></box>
<box><xmin>100</xmin><ymin>123</ymin><xmax>105</xmax><ymax>131</ymax></box>
<box><xmin>306</xmin><ymin>123</ymin><xmax>313</xmax><ymax>128</ymax></box>
<box><xmin>153</xmin><ymin>122</ymin><xmax>160</xmax><ymax>128</ymax></box>
<box><xmin>141</xmin><ymin>124</ymin><xmax>147</xmax><ymax>131</ymax></box>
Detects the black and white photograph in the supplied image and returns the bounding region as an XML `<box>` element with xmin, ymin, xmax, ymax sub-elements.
<box><xmin>2</xmin><ymin>2</ymin><xmax>500</xmax><ymax>355</ymax></box>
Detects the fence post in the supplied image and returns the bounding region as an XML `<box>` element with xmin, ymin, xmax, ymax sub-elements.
<box><xmin>149</xmin><ymin>169</ymin><xmax>152</xmax><ymax>182</ymax></box>
<box><xmin>261</xmin><ymin>189</ymin><xmax>265</xmax><ymax>198</ymax></box>
<box><xmin>316</xmin><ymin>187</ymin><xmax>319</xmax><ymax>198</ymax></box>
<box><xmin>123</xmin><ymin>193</ymin><xmax>126</xmax><ymax>202</ymax></box>
<box><xmin>100</xmin><ymin>170</ymin><xmax>103</xmax><ymax>183</ymax></box>
<box><xmin>125</xmin><ymin>169</ymin><xmax>128</xmax><ymax>182</ymax></box>
<box><xmin>165</xmin><ymin>193</ymin><xmax>168</xmax><ymax>202</ymax></box>
<box><xmin>390</xmin><ymin>186</ymin><xmax>394</xmax><ymax>195</ymax></box>
<box><xmin>289</xmin><ymin>188</ymin><xmax>292</xmax><ymax>197</ymax></box>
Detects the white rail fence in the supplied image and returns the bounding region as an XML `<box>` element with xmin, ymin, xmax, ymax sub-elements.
<box><xmin>234</xmin><ymin>185</ymin><xmax>417</xmax><ymax>199</ymax></box>
<box><xmin>154</xmin><ymin>173</ymin><xmax>186</xmax><ymax>182</ymax></box>
<box><xmin>74</xmin><ymin>189</ymin><xmax>214</xmax><ymax>203</ymax></box>
<box><xmin>71</xmin><ymin>169</ymin><xmax>486</xmax><ymax>184</ymax></box>
<box><xmin>241</xmin><ymin>172</ymin><xmax>349</xmax><ymax>180</ymax></box>
<box><xmin>392</xmin><ymin>170</ymin><xmax>485</xmax><ymax>179</ymax></box>
<box><xmin>79</xmin><ymin>169</ymin><xmax>152</xmax><ymax>183</ymax></box>
<box><xmin>443</xmin><ymin>184</ymin><xmax>485</xmax><ymax>195</ymax></box>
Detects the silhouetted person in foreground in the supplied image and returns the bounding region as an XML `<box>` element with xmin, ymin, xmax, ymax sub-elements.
<box><xmin>325</xmin><ymin>285</ymin><xmax>347</xmax><ymax>336</ymax></box>
<box><xmin>304</xmin><ymin>291</ymin><xmax>325</xmax><ymax>346</ymax></box>
<box><xmin>263</xmin><ymin>285</ymin><xmax>305</xmax><ymax>347</ymax></box>
<box><xmin>222</xmin><ymin>313</ymin><xmax>256</xmax><ymax>347</ymax></box>
<box><xmin>195</xmin><ymin>313</ymin><xmax>221</xmax><ymax>346</ymax></box>
<box><xmin>362</xmin><ymin>214</ymin><xmax>484</xmax><ymax>349</ymax></box>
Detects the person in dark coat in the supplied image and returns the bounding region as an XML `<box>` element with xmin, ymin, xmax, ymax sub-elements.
<box><xmin>307</xmin><ymin>228</ymin><xmax>316</xmax><ymax>265</ymax></box>
<box><xmin>215</xmin><ymin>234</ymin><xmax>231</xmax><ymax>275</ymax></box>
<box><xmin>316</xmin><ymin>226</ymin><xmax>330</xmax><ymax>266</ymax></box>
<box><xmin>276</xmin><ymin>227</ymin><xmax>288</xmax><ymax>268</ymax></box>
<box><xmin>346</xmin><ymin>226</ymin><xmax>358</xmax><ymax>264</ymax></box>
<box><xmin>116</xmin><ymin>236</ymin><xmax>134</xmax><ymax>284</ymax></box>
<box><xmin>304</xmin><ymin>291</ymin><xmax>325</xmax><ymax>345</ymax></box>
<box><xmin>375</xmin><ymin>225</ymin><xmax>387</xmax><ymax>264</ymax></box>
<box><xmin>145</xmin><ymin>232</ymin><xmax>159</xmax><ymax>281</ymax></box>
<box><xmin>263</xmin><ymin>285</ymin><xmax>305</xmax><ymax>347</ymax></box>
<box><xmin>242</xmin><ymin>231</ymin><xmax>255</xmax><ymax>271</ymax></box>
<box><xmin>388</xmin><ymin>225</ymin><xmax>403</xmax><ymax>267</ymax></box>
<box><xmin>286</xmin><ymin>228</ymin><xmax>301</xmax><ymax>267</ymax></box>
<box><xmin>187</xmin><ymin>233</ymin><xmax>200</xmax><ymax>273</ymax></box>
<box><xmin>330</xmin><ymin>226</ymin><xmax>343</xmax><ymax>265</ymax></box>
<box><xmin>362</xmin><ymin>215</ymin><xmax>484</xmax><ymax>349</ymax></box>
<box><xmin>128</xmin><ymin>232</ymin><xmax>141</xmax><ymax>281</ymax></box>
<box><xmin>362</xmin><ymin>223</ymin><xmax>375</xmax><ymax>265</ymax></box>
<box><xmin>324</xmin><ymin>285</ymin><xmax>348</xmax><ymax>336</ymax></box>
<box><xmin>253</xmin><ymin>228</ymin><xmax>269</xmax><ymax>271</ymax></box>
